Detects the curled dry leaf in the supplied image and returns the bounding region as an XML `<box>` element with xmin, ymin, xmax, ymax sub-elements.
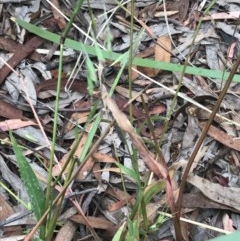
<box><xmin>202</xmin><ymin>11</ymin><xmax>240</xmax><ymax>21</ymax></box>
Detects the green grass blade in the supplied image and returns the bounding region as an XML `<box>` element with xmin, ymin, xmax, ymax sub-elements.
<box><xmin>144</xmin><ymin>180</ymin><xmax>165</xmax><ymax>204</ymax></box>
<box><xmin>112</xmin><ymin>222</ymin><xmax>125</xmax><ymax>241</ymax></box>
<box><xmin>115</xmin><ymin>161</ymin><xmax>140</xmax><ymax>183</ymax></box>
<box><xmin>10</xmin><ymin>132</ymin><xmax>45</xmax><ymax>221</ymax></box>
<box><xmin>85</xmin><ymin>52</ymin><xmax>96</xmax><ymax>96</ymax></box>
<box><xmin>126</xmin><ymin>219</ymin><xmax>140</xmax><ymax>241</ymax></box>
<box><xmin>79</xmin><ymin>113</ymin><xmax>101</xmax><ymax>162</ymax></box>
<box><xmin>14</xmin><ymin>18</ymin><xmax>240</xmax><ymax>82</ymax></box>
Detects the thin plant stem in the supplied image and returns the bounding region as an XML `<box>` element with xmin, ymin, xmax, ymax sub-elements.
<box><xmin>45</xmin><ymin>0</ymin><xmax>85</xmax><ymax>236</ymax></box>
<box><xmin>176</xmin><ymin>53</ymin><xmax>240</xmax><ymax>225</ymax></box>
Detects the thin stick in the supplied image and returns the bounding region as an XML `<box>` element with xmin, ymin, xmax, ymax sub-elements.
<box><xmin>176</xmin><ymin>53</ymin><xmax>240</xmax><ymax>217</ymax></box>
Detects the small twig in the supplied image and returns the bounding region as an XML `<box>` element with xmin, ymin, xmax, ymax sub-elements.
<box><xmin>158</xmin><ymin>211</ymin><xmax>233</xmax><ymax>235</ymax></box>
<box><xmin>0</xmin><ymin>210</ymin><xmax>33</xmax><ymax>227</ymax></box>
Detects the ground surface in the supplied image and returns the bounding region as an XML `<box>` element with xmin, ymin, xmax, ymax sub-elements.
<box><xmin>0</xmin><ymin>1</ymin><xmax>240</xmax><ymax>241</ymax></box>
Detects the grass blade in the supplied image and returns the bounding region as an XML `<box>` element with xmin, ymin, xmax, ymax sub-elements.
<box><xmin>13</xmin><ymin>18</ymin><xmax>240</xmax><ymax>82</ymax></box>
<box><xmin>10</xmin><ymin>132</ymin><xmax>45</xmax><ymax>221</ymax></box>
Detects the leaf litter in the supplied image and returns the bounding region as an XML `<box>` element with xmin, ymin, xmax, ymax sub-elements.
<box><xmin>1</xmin><ymin>0</ymin><xmax>240</xmax><ymax>240</ymax></box>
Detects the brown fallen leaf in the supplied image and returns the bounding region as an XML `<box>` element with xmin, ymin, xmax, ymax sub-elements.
<box><xmin>0</xmin><ymin>100</ymin><xmax>23</xmax><ymax>119</ymax></box>
<box><xmin>131</xmin><ymin>46</ymin><xmax>154</xmax><ymax>80</ymax></box>
<box><xmin>182</xmin><ymin>193</ymin><xmax>239</xmax><ymax>212</ymax></box>
<box><xmin>136</xmin><ymin>35</ymin><xmax>172</xmax><ymax>78</ymax></box>
<box><xmin>115</xmin><ymin>86</ymin><xmax>149</xmax><ymax>103</ymax></box>
<box><xmin>137</xmin><ymin>46</ymin><xmax>155</xmax><ymax>58</ymax></box>
<box><xmin>51</xmin><ymin>0</ymin><xmax>66</xmax><ymax>29</ymax></box>
<box><xmin>0</xmin><ymin>194</ymin><xmax>14</xmax><ymax>222</ymax></box>
<box><xmin>62</xmin><ymin>112</ymin><xmax>89</xmax><ymax>135</ymax></box>
<box><xmin>187</xmin><ymin>174</ymin><xmax>240</xmax><ymax>211</ymax></box>
<box><xmin>138</xmin><ymin>0</ymin><xmax>189</xmax><ymax>22</ymax></box>
<box><xmin>199</xmin><ymin>121</ymin><xmax>240</xmax><ymax>151</ymax></box>
<box><xmin>0</xmin><ymin>37</ymin><xmax>43</xmax><ymax>62</ymax></box>
<box><xmin>105</xmin><ymin>186</ymin><xmax>135</xmax><ymax>210</ymax></box>
<box><xmin>0</xmin><ymin>36</ymin><xmax>44</xmax><ymax>85</ymax></box>
<box><xmin>0</xmin><ymin>194</ymin><xmax>23</xmax><ymax>236</ymax></box>
<box><xmin>0</xmin><ymin>119</ymin><xmax>36</xmax><ymax>131</ymax></box>
<box><xmin>154</xmin><ymin>35</ymin><xmax>172</xmax><ymax>76</ymax></box>
<box><xmin>114</xmin><ymin>94</ymin><xmax>145</xmax><ymax>120</ymax></box>
<box><xmin>55</xmin><ymin>220</ymin><xmax>77</xmax><ymax>241</ymax></box>
<box><xmin>36</xmin><ymin>78</ymin><xmax>89</xmax><ymax>95</ymax></box>
<box><xmin>70</xmin><ymin>215</ymin><xmax>117</xmax><ymax>230</ymax></box>
<box><xmin>93</xmin><ymin>152</ymin><xmax>117</xmax><ymax>163</ymax></box>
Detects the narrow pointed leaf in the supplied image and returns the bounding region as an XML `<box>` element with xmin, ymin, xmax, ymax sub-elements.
<box><xmin>10</xmin><ymin>132</ymin><xmax>45</xmax><ymax>220</ymax></box>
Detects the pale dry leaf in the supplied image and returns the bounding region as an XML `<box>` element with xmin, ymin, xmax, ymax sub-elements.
<box><xmin>93</xmin><ymin>152</ymin><xmax>116</xmax><ymax>163</ymax></box>
<box><xmin>14</xmin><ymin>126</ymin><xmax>66</xmax><ymax>153</ymax></box>
<box><xmin>202</xmin><ymin>11</ymin><xmax>240</xmax><ymax>21</ymax></box>
<box><xmin>0</xmin><ymin>235</ymin><xmax>27</xmax><ymax>241</ymax></box>
<box><xmin>199</xmin><ymin>122</ymin><xmax>240</xmax><ymax>151</ymax></box>
<box><xmin>70</xmin><ymin>215</ymin><xmax>116</xmax><ymax>230</ymax></box>
<box><xmin>154</xmin><ymin>10</ymin><xmax>179</xmax><ymax>17</ymax></box>
<box><xmin>0</xmin><ymin>194</ymin><xmax>14</xmax><ymax>222</ymax></box>
<box><xmin>20</xmin><ymin>75</ymin><xmax>37</xmax><ymax>106</ymax></box>
<box><xmin>187</xmin><ymin>174</ymin><xmax>240</xmax><ymax>211</ymax></box>
<box><xmin>101</xmin><ymin>84</ymin><xmax>168</xmax><ymax>179</ymax></box>
<box><xmin>115</xmin><ymin>85</ymin><xmax>148</xmax><ymax>102</ymax></box>
<box><xmin>55</xmin><ymin>220</ymin><xmax>77</xmax><ymax>241</ymax></box>
<box><xmin>222</xmin><ymin>213</ymin><xmax>235</xmax><ymax>232</ymax></box>
<box><xmin>154</xmin><ymin>35</ymin><xmax>172</xmax><ymax>75</ymax></box>
<box><xmin>136</xmin><ymin>35</ymin><xmax>172</xmax><ymax>78</ymax></box>
<box><xmin>0</xmin><ymin>119</ymin><xmax>36</xmax><ymax>131</ymax></box>
<box><xmin>63</xmin><ymin>112</ymin><xmax>89</xmax><ymax>135</ymax></box>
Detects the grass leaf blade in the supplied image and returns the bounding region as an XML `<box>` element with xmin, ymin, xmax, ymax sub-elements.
<box><xmin>14</xmin><ymin>18</ymin><xmax>240</xmax><ymax>82</ymax></box>
<box><xmin>10</xmin><ymin>132</ymin><xmax>45</xmax><ymax>221</ymax></box>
